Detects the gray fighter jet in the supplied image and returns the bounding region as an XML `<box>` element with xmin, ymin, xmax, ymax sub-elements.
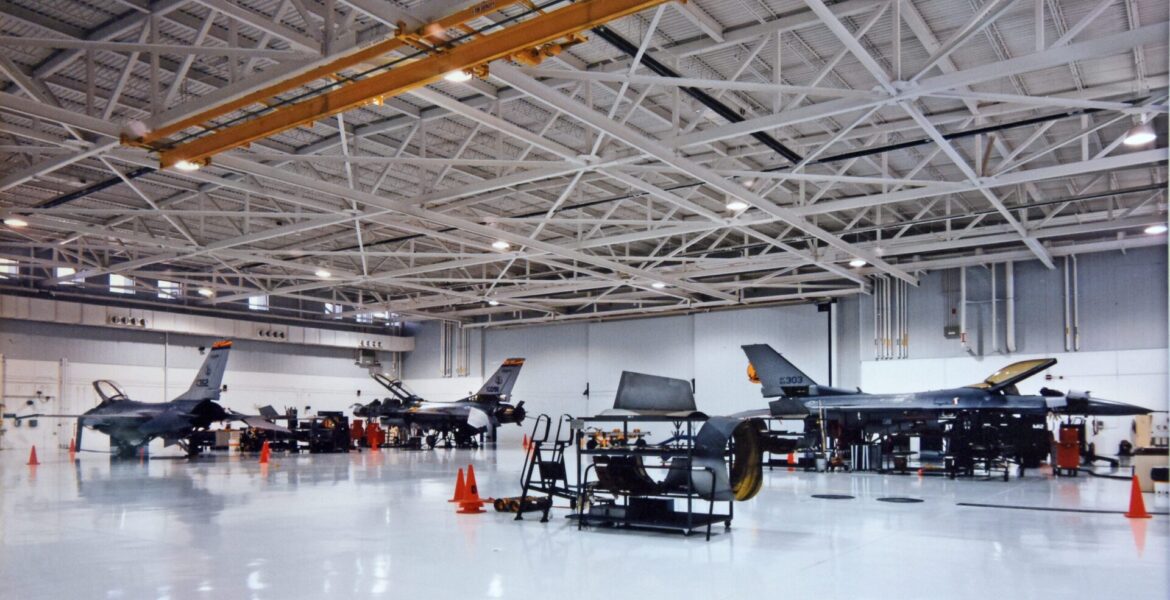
<box><xmin>4</xmin><ymin>340</ymin><xmax>286</xmax><ymax>458</ymax></box>
<box><xmin>353</xmin><ymin>358</ymin><xmax>526</xmax><ymax>448</ymax></box>
<box><xmin>742</xmin><ymin>343</ymin><xmax>1151</xmax><ymax>467</ymax></box>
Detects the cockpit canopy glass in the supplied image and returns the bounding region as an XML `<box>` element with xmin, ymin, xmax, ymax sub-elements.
<box><xmin>966</xmin><ymin>358</ymin><xmax>1056</xmax><ymax>390</ymax></box>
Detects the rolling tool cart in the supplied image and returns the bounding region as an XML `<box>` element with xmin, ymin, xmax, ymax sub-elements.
<box><xmin>1054</xmin><ymin>421</ymin><xmax>1082</xmax><ymax>476</ymax></box>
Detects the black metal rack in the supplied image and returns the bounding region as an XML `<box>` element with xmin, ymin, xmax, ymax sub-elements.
<box><xmin>570</xmin><ymin>415</ymin><xmax>733</xmax><ymax>541</ymax></box>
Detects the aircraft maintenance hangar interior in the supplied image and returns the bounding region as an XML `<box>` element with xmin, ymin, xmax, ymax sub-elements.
<box><xmin>0</xmin><ymin>0</ymin><xmax>1168</xmax><ymax>598</ymax></box>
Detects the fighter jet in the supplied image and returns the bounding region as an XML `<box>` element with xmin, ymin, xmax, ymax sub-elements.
<box><xmin>742</xmin><ymin>344</ymin><xmax>1150</xmax><ymax>468</ymax></box>
<box><xmin>4</xmin><ymin>340</ymin><xmax>286</xmax><ymax>458</ymax></box>
<box><xmin>353</xmin><ymin>358</ymin><xmax>526</xmax><ymax>448</ymax></box>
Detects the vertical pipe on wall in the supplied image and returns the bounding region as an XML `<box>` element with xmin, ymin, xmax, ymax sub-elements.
<box><xmin>960</xmin><ymin>267</ymin><xmax>969</xmax><ymax>353</ymax></box>
<box><xmin>872</xmin><ymin>277</ymin><xmax>880</xmax><ymax>360</ymax></box>
<box><xmin>901</xmin><ymin>278</ymin><xmax>909</xmax><ymax>359</ymax></box>
<box><xmin>991</xmin><ymin>263</ymin><xmax>998</xmax><ymax>354</ymax></box>
<box><xmin>1072</xmin><ymin>254</ymin><xmax>1081</xmax><ymax>351</ymax></box>
<box><xmin>1006</xmin><ymin>261</ymin><xmax>1016</xmax><ymax>353</ymax></box>
<box><xmin>882</xmin><ymin>276</ymin><xmax>890</xmax><ymax>359</ymax></box>
<box><xmin>163</xmin><ymin>332</ymin><xmax>169</xmax><ymax>399</ymax></box>
<box><xmin>1063</xmin><ymin>257</ymin><xmax>1071</xmax><ymax>351</ymax></box>
<box><xmin>886</xmin><ymin>277</ymin><xmax>893</xmax><ymax>359</ymax></box>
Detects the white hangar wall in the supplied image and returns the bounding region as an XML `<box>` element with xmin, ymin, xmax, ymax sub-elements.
<box><xmin>0</xmin><ymin>319</ymin><xmax>398</xmax><ymax>453</ymax></box>
<box><xmin>404</xmin><ymin>246</ymin><xmax>1168</xmax><ymax>447</ymax></box>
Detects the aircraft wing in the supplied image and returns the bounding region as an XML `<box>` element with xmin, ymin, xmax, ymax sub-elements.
<box><xmin>4</xmin><ymin>412</ymin><xmax>85</xmax><ymax>419</ymax></box>
<box><xmin>3</xmin><ymin>412</ymin><xmax>147</xmax><ymax>420</ymax></box>
<box><xmin>238</xmin><ymin>415</ymin><xmax>291</xmax><ymax>433</ymax></box>
<box><xmin>222</xmin><ymin>409</ymin><xmax>291</xmax><ymax>433</ymax></box>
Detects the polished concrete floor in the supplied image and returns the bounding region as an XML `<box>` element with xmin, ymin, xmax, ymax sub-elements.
<box><xmin>1</xmin><ymin>446</ymin><xmax>1166</xmax><ymax>599</ymax></box>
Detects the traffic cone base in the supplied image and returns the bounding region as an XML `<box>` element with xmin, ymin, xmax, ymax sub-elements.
<box><xmin>457</xmin><ymin>463</ymin><xmax>490</xmax><ymax>513</ymax></box>
<box><xmin>27</xmin><ymin>446</ymin><xmax>39</xmax><ymax>466</ymax></box>
<box><xmin>1125</xmin><ymin>475</ymin><xmax>1152</xmax><ymax>519</ymax></box>
<box><xmin>448</xmin><ymin>468</ymin><xmax>467</xmax><ymax>503</ymax></box>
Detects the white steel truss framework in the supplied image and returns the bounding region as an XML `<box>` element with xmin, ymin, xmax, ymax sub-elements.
<box><xmin>0</xmin><ymin>0</ymin><xmax>1166</xmax><ymax>328</ymax></box>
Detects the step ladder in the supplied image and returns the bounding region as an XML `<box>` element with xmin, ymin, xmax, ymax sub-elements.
<box><xmin>516</xmin><ymin>413</ymin><xmax>576</xmax><ymax>522</ymax></box>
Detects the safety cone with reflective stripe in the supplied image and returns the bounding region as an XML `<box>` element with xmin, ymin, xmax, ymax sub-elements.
<box><xmin>448</xmin><ymin>468</ymin><xmax>467</xmax><ymax>503</ymax></box>
<box><xmin>457</xmin><ymin>464</ymin><xmax>489</xmax><ymax>514</ymax></box>
<box><xmin>1125</xmin><ymin>475</ymin><xmax>1152</xmax><ymax>519</ymax></box>
<box><xmin>27</xmin><ymin>446</ymin><xmax>39</xmax><ymax>466</ymax></box>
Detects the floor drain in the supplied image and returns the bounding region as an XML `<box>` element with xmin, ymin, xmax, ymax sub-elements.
<box><xmin>812</xmin><ymin>494</ymin><xmax>855</xmax><ymax>500</ymax></box>
<box><xmin>877</xmin><ymin>496</ymin><xmax>924</xmax><ymax>503</ymax></box>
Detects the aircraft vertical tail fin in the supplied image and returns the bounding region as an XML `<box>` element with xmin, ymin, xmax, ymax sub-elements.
<box><xmin>741</xmin><ymin>344</ymin><xmax>815</xmax><ymax>398</ymax></box>
<box><xmin>175</xmin><ymin>340</ymin><xmax>232</xmax><ymax>402</ymax></box>
<box><xmin>476</xmin><ymin>358</ymin><xmax>524</xmax><ymax>401</ymax></box>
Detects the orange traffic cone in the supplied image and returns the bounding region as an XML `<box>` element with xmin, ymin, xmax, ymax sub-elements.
<box><xmin>68</xmin><ymin>438</ymin><xmax>76</xmax><ymax>455</ymax></box>
<box><xmin>1125</xmin><ymin>475</ymin><xmax>1152</xmax><ymax>519</ymax></box>
<box><xmin>522</xmin><ymin>434</ymin><xmax>530</xmax><ymax>450</ymax></box>
<box><xmin>457</xmin><ymin>464</ymin><xmax>488</xmax><ymax>514</ymax></box>
<box><xmin>448</xmin><ymin>468</ymin><xmax>467</xmax><ymax>503</ymax></box>
<box><xmin>27</xmin><ymin>446</ymin><xmax>39</xmax><ymax>466</ymax></box>
<box><xmin>259</xmin><ymin>441</ymin><xmax>271</xmax><ymax>464</ymax></box>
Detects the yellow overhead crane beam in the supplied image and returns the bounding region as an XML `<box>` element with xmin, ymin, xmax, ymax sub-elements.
<box><xmin>142</xmin><ymin>0</ymin><xmax>673</xmax><ymax>170</ymax></box>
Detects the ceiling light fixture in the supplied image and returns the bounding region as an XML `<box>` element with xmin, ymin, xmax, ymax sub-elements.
<box><xmin>726</xmin><ymin>199</ymin><xmax>749</xmax><ymax>212</ymax></box>
<box><xmin>651</xmin><ymin>282</ymin><xmax>667</xmax><ymax>289</ymax></box>
<box><xmin>3</xmin><ymin>217</ymin><xmax>28</xmax><ymax>228</ymax></box>
<box><xmin>1144</xmin><ymin>224</ymin><xmax>1167</xmax><ymax>235</ymax></box>
<box><xmin>197</xmin><ymin>287</ymin><xmax>214</xmax><ymax>297</ymax></box>
<box><xmin>315</xmin><ymin>269</ymin><xmax>332</xmax><ymax>279</ymax></box>
<box><xmin>1123</xmin><ymin>122</ymin><xmax>1157</xmax><ymax>146</ymax></box>
<box><xmin>487</xmin><ymin>299</ymin><xmax>500</xmax><ymax>306</ymax></box>
<box><xmin>848</xmin><ymin>258</ymin><xmax>867</xmax><ymax>268</ymax></box>
<box><xmin>443</xmin><ymin>69</ymin><xmax>473</xmax><ymax>83</ymax></box>
<box><xmin>173</xmin><ymin>159</ymin><xmax>205</xmax><ymax>172</ymax></box>
<box><xmin>491</xmin><ymin>240</ymin><xmax>511</xmax><ymax>250</ymax></box>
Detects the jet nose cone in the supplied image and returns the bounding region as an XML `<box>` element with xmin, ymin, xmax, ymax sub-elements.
<box><xmin>1066</xmin><ymin>395</ymin><xmax>1151</xmax><ymax>416</ymax></box>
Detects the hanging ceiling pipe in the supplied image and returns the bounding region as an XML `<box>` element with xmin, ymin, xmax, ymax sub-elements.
<box><xmin>590</xmin><ymin>25</ymin><xmax>804</xmax><ymax>164</ymax></box>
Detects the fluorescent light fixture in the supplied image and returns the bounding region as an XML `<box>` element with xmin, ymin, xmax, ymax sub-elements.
<box><xmin>491</xmin><ymin>240</ymin><xmax>511</xmax><ymax>250</ymax></box>
<box><xmin>651</xmin><ymin>282</ymin><xmax>667</xmax><ymax>289</ymax></box>
<box><xmin>3</xmin><ymin>217</ymin><xmax>28</xmax><ymax>228</ymax></box>
<box><xmin>443</xmin><ymin>70</ymin><xmax>472</xmax><ymax>83</ymax></box>
<box><xmin>173</xmin><ymin>159</ymin><xmax>204</xmax><ymax>172</ymax></box>
<box><xmin>726</xmin><ymin>199</ymin><xmax>749</xmax><ymax>212</ymax></box>
<box><xmin>197</xmin><ymin>287</ymin><xmax>214</xmax><ymax>297</ymax></box>
<box><xmin>1123</xmin><ymin>122</ymin><xmax>1156</xmax><ymax>146</ymax></box>
<box><xmin>848</xmin><ymin>258</ymin><xmax>867</xmax><ymax>268</ymax></box>
<box><xmin>743</xmin><ymin>179</ymin><xmax>754</xmax><ymax>188</ymax></box>
<box><xmin>1144</xmin><ymin>224</ymin><xmax>1167</xmax><ymax>235</ymax></box>
<box><xmin>315</xmin><ymin>269</ymin><xmax>332</xmax><ymax>279</ymax></box>
<box><xmin>487</xmin><ymin>299</ymin><xmax>500</xmax><ymax>306</ymax></box>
